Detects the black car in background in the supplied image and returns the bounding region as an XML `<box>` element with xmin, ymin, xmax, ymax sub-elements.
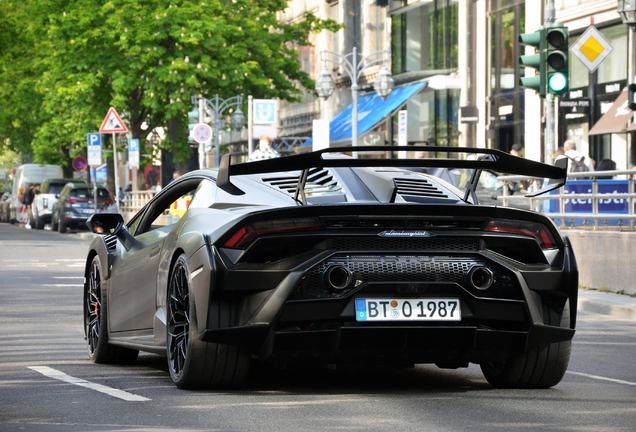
<box><xmin>32</xmin><ymin>179</ymin><xmax>86</xmax><ymax>229</ymax></box>
<box><xmin>52</xmin><ymin>183</ymin><xmax>115</xmax><ymax>233</ymax></box>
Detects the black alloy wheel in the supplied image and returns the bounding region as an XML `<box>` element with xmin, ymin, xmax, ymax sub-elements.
<box><xmin>166</xmin><ymin>254</ymin><xmax>250</xmax><ymax>389</ymax></box>
<box><xmin>86</xmin><ymin>258</ymin><xmax>102</xmax><ymax>356</ymax></box>
<box><xmin>84</xmin><ymin>255</ymin><xmax>138</xmax><ymax>364</ymax></box>
<box><xmin>167</xmin><ymin>258</ymin><xmax>190</xmax><ymax>380</ymax></box>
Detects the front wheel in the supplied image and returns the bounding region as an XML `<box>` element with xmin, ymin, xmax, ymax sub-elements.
<box><xmin>480</xmin><ymin>301</ymin><xmax>572</xmax><ymax>389</ymax></box>
<box><xmin>84</xmin><ymin>254</ymin><xmax>138</xmax><ymax>364</ymax></box>
<box><xmin>167</xmin><ymin>254</ymin><xmax>249</xmax><ymax>389</ymax></box>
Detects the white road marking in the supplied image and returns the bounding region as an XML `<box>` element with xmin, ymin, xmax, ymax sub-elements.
<box><xmin>29</xmin><ymin>366</ymin><xmax>150</xmax><ymax>401</ymax></box>
<box><xmin>66</xmin><ymin>263</ymin><xmax>86</xmax><ymax>267</ymax></box>
<box><xmin>54</xmin><ymin>276</ymin><xmax>84</xmax><ymax>279</ymax></box>
<box><xmin>36</xmin><ymin>284</ymin><xmax>84</xmax><ymax>287</ymax></box>
<box><xmin>568</xmin><ymin>371</ymin><xmax>636</xmax><ymax>387</ymax></box>
<box><xmin>55</xmin><ymin>259</ymin><xmax>85</xmax><ymax>262</ymax></box>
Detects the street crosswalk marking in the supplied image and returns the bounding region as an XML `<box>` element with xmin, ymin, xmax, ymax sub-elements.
<box><xmin>29</xmin><ymin>366</ymin><xmax>150</xmax><ymax>401</ymax></box>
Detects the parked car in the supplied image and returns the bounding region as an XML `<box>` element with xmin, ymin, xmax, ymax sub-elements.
<box><xmin>0</xmin><ymin>191</ymin><xmax>11</xmax><ymax>223</ymax></box>
<box><xmin>83</xmin><ymin>146</ymin><xmax>576</xmax><ymax>390</ymax></box>
<box><xmin>32</xmin><ymin>179</ymin><xmax>87</xmax><ymax>229</ymax></box>
<box><xmin>52</xmin><ymin>183</ymin><xmax>115</xmax><ymax>233</ymax></box>
<box><xmin>9</xmin><ymin>164</ymin><xmax>63</xmax><ymax>223</ymax></box>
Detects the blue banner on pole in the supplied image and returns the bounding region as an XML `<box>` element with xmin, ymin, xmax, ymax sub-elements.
<box><xmin>545</xmin><ymin>180</ymin><xmax>634</xmax><ymax>226</ymax></box>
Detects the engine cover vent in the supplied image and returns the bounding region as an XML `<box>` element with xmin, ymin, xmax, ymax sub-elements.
<box><xmin>394</xmin><ymin>178</ymin><xmax>447</xmax><ymax>199</ymax></box>
<box><xmin>262</xmin><ymin>168</ymin><xmax>342</xmax><ymax>196</ymax></box>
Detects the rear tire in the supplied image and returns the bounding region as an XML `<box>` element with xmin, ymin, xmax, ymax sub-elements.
<box><xmin>481</xmin><ymin>301</ymin><xmax>571</xmax><ymax>389</ymax></box>
<box><xmin>58</xmin><ymin>217</ymin><xmax>67</xmax><ymax>233</ymax></box>
<box><xmin>84</xmin><ymin>254</ymin><xmax>139</xmax><ymax>364</ymax></box>
<box><xmin>35</xmin><ymin>214</ymin><xmax>44</xmax><ymax>230</ymax></box>
<box><xmin>167</xmin><ymin>254</ymin><xmax>249</xmax><ymax>390</ymax></box>
<box><xmin>51</xmin><ymin>212</ymin><xmax>58</xmax><ymax>231</ymax></box>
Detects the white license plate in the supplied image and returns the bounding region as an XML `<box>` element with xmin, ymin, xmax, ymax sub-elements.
<box><xmin>355</xmin><ymin>298</ymin><xmax>461</xmax><ymax>322</ymax></box>
<box><xmin>82</xmin><ymin>208</ymin><xmax>95</xmax><ymax>214</ymax></box>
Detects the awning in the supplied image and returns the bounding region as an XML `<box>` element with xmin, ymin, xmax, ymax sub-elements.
<box><xmin>588</xmin><ymin>90</ymin><xmax>633</xmax><ymax>135</ymax></box>
<box><xmin>302</xmin><ymin>81</ymin><xmax>427</xmax><ymax>147</ymax></box>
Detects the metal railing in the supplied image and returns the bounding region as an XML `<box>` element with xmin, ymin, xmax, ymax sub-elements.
<box><xmin>120</xmin><ymin>190</ymin><xmax>158</xmax><ymax>214</ymax></box>
<box><xmin>498</xmin><ymin>169</ymin><xmax>636</xmax><ymax>231</ymax></box>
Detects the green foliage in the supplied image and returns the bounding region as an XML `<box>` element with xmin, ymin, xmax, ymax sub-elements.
<box><xmin>0</xmin><ymin>0</ymin><xmax>341</xmax><ymax>167</ymax></box>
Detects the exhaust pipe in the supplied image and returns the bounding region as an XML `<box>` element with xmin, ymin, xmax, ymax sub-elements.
<box><xmin>324</xmin><ymin>266</ymin><xmax>353</xmax><ymax>290</ymax></box>
<box><xmin>468</xmin><ymin>266</ymin><xmax>494</xmax><ymax>290</ymax></box>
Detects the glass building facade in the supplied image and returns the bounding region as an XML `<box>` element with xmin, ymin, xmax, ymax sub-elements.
<box><xmin>486</xmin><ymin>0</ymin><xmax>525</xmax><ymax>153</ymax></box>
<box><xmin>389</xmin><ymin>0</ymin><xmax>460</xmax><ymax>151</ymax></box>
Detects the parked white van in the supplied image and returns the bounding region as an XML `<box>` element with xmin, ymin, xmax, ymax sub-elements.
<box><xmin>10</xmin><ymin>164</ymin><xmax>63</xmax><ymax>224</ymax></box>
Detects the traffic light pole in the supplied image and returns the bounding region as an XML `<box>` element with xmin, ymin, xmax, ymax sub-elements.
<box><xmin>545</xmin><ymin>0</ymin><xmax>556</xmax><ymax>163</ymax></box>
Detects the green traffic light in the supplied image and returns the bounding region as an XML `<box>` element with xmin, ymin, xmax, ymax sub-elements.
<box><xmin>548</xmin><ymin>73</ymin><xmax>567</xmax><ymax>92</ymax></box>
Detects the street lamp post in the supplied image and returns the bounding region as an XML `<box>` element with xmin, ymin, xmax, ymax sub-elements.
<box><xmin>314</xmin><ymin>47</ymin><xmax>393</xmax><ymax>157</ymax></box>
<box><xmin>618</xmin><ymin>0</ymin><xmax>636</xmax><ymax>31</ymax></box>
<box><xmin>191</xmin><ymin>95</ymin><xmax>246</xmax><ymax>167</ymax></box>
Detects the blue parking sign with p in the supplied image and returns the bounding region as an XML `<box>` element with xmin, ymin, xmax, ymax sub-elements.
<box><xmin>129</xmin><ymin>139</ymin><xmax>139</xmax><ymax>152</ymax></box>
<box><xmin>88</xmin><ymin>133</ymin><xmax>101</xmax><ymax>146</ymax></box>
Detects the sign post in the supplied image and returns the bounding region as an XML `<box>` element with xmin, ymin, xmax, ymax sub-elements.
<box><xmin>88</xmin><ymin>133</ymin><xmax>102</xmax><ymax>214</ymax></box>
<box><xmin>99</xmin><ymin>107</ymin><xmax>128</xmax><ymax>212</ymax></box>
<box><xmin>398</xmin><ymin>110</ymin><xmax>408</xmax><ymax>159</ymax></box>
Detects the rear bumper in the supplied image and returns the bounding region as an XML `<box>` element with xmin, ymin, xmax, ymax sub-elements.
<box><xmin>201</xmin><ymin>322</ymin><xmax>574</xmax><ymax>365</ymax></box>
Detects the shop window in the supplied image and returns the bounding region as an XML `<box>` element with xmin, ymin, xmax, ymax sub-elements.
<box><xmin>568</xmin><ymin>34</ymin><xmax>589</xmax><ymax>90</ymax></box>
<box><xmin>598</xmin><ymin>26</ymin><xmax>628</xmax><ymax>84</ymax></box>
<box><xmin>391</xmin><ymin>0</ymin><xmax>459</xmax><ymax>75</ymax></box>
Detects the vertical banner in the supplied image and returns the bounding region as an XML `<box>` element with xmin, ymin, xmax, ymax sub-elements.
<box><xmin>312</xmin><ymin>120</ymin><xmax>330</xmax><ymax>151</ymax></box>
<box><xmin>398</xmin><ymin>110</ymin><xmax>408</xmax><ymax>159</ymax></box>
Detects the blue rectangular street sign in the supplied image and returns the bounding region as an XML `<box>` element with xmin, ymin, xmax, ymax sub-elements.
<box><xmin>128</xmin><ymin>139</ymin><xmax>139</xmax><ymax>152</ymax></box>
<box><xmin>87</xmin><ymin>133</ymin><xmax>101</xmax><ymax>146</ymax></box>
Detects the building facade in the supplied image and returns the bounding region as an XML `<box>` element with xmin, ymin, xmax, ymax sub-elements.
<box><xmin>275</xmin><ymin>0</ymin><xmax>635</xmax><ymax>168</ymax></box>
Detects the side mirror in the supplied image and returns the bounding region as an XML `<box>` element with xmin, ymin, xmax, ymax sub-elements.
<box><xmin>87</xmin><ymin>213</ymin><xmax>124</xmax><ymax>235</ymax></box>
<box><xmin>86</xmin><ymin>213</ymin><xmax>137</xmax><ymax>251</ymax></box>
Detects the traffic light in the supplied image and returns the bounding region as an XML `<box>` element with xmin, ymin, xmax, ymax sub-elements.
<box><xmin>628</xmin><ymin>82</ymin><xmax>636</xmax><ymax>111</ymax></box>
<box><xmin>188</xmin><ymin>109</ymin><xmax>199</xmax><ymax>131</ymax></box>
<box><xmin>546</xmin><ymin>24</ymin><xmax>569</xmax><ymax>96</ymax></box>
<box><xmin>519</xmin><ymin>27</ymin><xmax>546</xmax><ymax>97</ymax></box>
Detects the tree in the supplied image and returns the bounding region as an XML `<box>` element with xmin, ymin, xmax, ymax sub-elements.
<box><xmin>0</xmin><ymin>0</ymin><xmax>341</xmax><ymax>176</ymax></box>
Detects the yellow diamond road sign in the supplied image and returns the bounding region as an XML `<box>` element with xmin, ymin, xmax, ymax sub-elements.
<box><xmin>570</xmin><ymin>26</ymin><xmax>613</xmax><ymax>73</ymax></box>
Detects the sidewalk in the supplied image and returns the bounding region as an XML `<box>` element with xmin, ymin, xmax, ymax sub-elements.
<box><xmin>578</xmin><ymin>289</ymin><xmax>636</xmax><ymax>321</ymax></box>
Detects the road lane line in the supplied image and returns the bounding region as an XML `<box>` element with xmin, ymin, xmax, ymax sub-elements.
<box><xmin>567</xmin><ymin>371</ymin><xmax>636</xmax><ymax>387</ymax></box>
<box><xmin>28</xmin><ymin>366</ymin><xmax>151</xmax><ymax>401</ymax></box>
<box><xmin>54</xmin><ymin>276</ymin><xmax>84</xmax><ymax>279</ymax></box>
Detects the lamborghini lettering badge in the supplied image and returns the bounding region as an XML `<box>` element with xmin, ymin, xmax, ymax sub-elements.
<box><xmin>378</xmin><ymin>230</ymin><xmax>433</xmax><ymax>237</ymax></box>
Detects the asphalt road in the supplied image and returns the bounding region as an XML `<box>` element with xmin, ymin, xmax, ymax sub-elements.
<box><xmin>1</xmin><ymin>223</ymin><xmax>636</xmax><ymax>432</ymax></box>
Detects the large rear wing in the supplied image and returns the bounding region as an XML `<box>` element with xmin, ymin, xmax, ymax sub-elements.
<box><xmin>217</xmin><ymin>146</ymin><xmax>568</xmax><ymax>199</ymax></box>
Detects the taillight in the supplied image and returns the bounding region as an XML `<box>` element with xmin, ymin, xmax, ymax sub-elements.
<box><xmin>224</xmin><ymin>217</ymin><xmax>320</xmax><ymax>248</ymax></box>
<box><xmin>100</xmin><ymin>199</ymin><xmax>114</xmax><ymax>205</ymax></box>
<box><xmin>66</xmin><ymin>198</ymin><xmax>78</xmax><ymax>204</ymax></box>
<box><xmin>485</xmin><ymin>219</ymin><xmax>556</xmax><ymax>249</ymax></box>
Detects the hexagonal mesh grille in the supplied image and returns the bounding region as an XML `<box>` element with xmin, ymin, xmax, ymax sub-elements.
<box><xmin>292</xmin><ymin>255</ymin><xmax>518</xmax><ymax>300</ymax></box>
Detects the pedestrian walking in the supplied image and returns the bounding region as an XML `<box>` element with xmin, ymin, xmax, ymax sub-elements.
<box><xmin>556</xmin><ymin>140</ymin><xmax>594</xmax><ymax>173</ymax></box>
<box><xmin>249</xmin><ymin>135</ymin><xmax>280</xmax><ymax>161</ymax></box>
<box><xmin>22</xmin><ymin>184</ymin><xmax>36</xmax><ymax>229</ymax></box>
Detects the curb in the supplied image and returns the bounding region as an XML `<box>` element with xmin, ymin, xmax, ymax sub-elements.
<box><xmin>577</xmin><ymin>297</ymin><xmax>636</xmax><ymax>321</ymax></box>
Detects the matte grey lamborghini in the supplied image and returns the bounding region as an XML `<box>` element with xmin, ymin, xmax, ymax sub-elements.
<box><xmin>83</xmin><ymin>146</ymin><xmax>577</xmax><ymax>390</ymax></box>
